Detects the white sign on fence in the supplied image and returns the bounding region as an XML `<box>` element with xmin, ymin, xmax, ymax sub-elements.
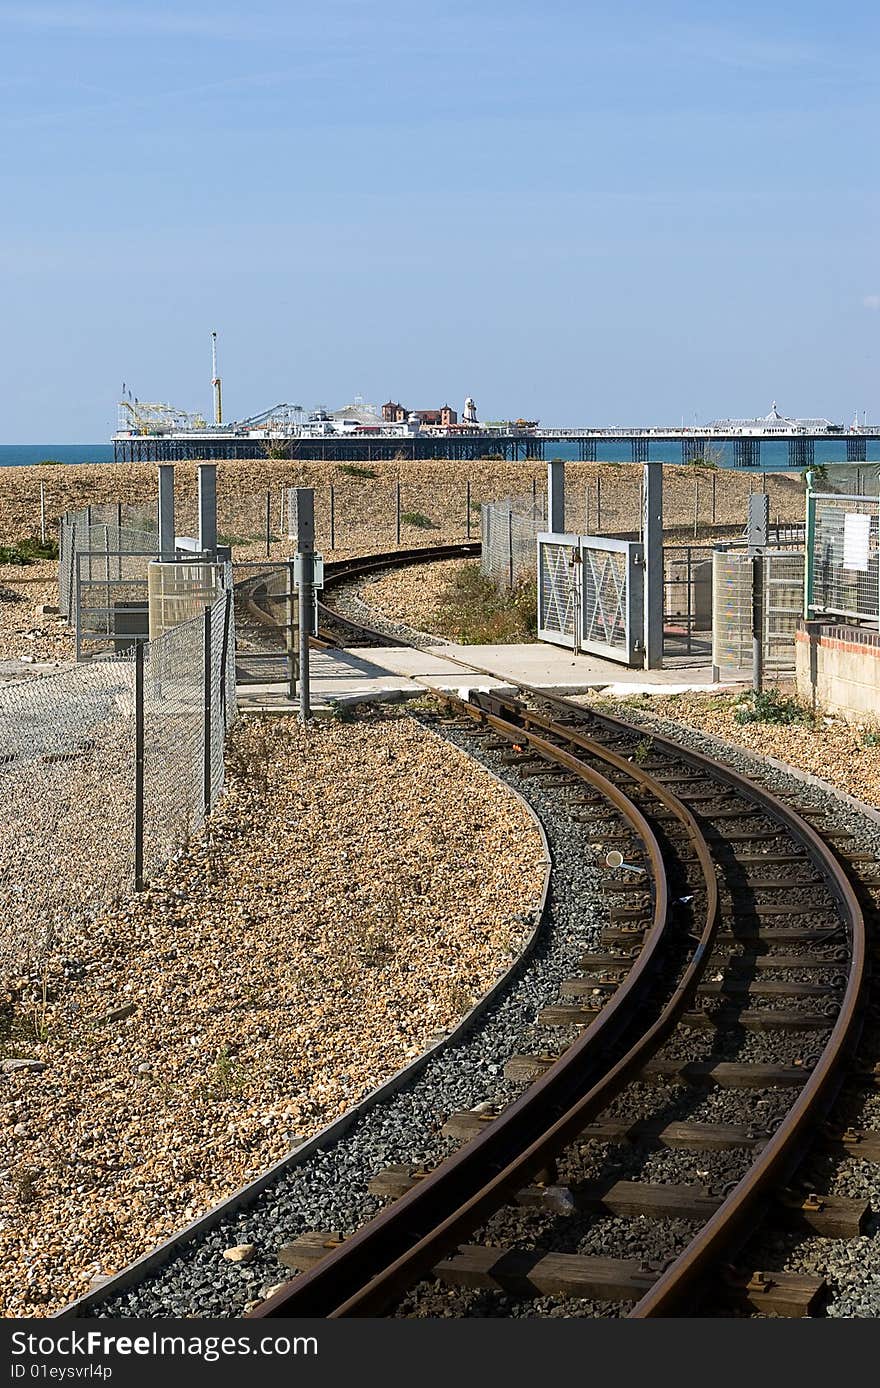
<box><xmin>843</xmin><ymin>512</ymin><xmax>871</xmax><ymax>572</ymax></box>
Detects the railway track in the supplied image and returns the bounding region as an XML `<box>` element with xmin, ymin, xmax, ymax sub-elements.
<box><xmin>61</xmin><ymin>542</ymin><xmax>876</xmax><ymax>1321</ymax></box>
<box><xmin>232</xmin><ymin>542</ymin><xmax>480</xmax><ymax>663</ymax></box>
<box><xmin>249</xmin><ymin>683</ymin><xmax>867</xmax><ymax>1318</ymax></box>
<box><xmin>243</xmin><ymin>545</ymin><xmax>871</xmax><ymax>1318</ymax></box>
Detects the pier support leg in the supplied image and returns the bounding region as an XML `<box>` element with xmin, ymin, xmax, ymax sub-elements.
<box><xmin>846</xmin><ymin>437</ymin><xmax>867</xmax><ymax>462</ymax></box>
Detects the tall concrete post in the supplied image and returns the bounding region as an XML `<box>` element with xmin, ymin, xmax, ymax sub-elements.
<box><xmin>197</xmin><ymin>464</ymin><xmax>217</xmax><ymax>555</ymax></box>
<box><xmin>643</xmin><ymin>462</ymin><xmax>663</xmax><ymax>669</ymax></box>
<box><xmin>547</xmin><ymin>459</ymin><xmax>565</xmax><ymax>534</ymax></box>
<box><xmin>158</xmin><ymin>465</ymin><xmax>175</xmax><ymax>559</ymax></box>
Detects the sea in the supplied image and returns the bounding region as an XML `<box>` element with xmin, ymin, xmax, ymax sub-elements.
<box><xmin>0</xmin><ymin>444</ymin><xmax>113</xmax><ymax>467</ymax></box>
<box><xmin>0</xmin><ymin>441</ymin><xmax>877</xmax><ymax>471</ymax></box>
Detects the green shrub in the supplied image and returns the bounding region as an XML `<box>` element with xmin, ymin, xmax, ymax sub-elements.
<box><xmin>338</xmin><ymin>463</ymin><xmax>377</xmax><ymax>479</ymax></box>
<box><xmin>0</xmin><ymin>536</ymin><xmax>59</xmax><ymax>565</ymax></box>
<box><xmin>401</xmin><ymin>511</ymin><xmax>434</xmax><ymax>529</ymax></box>
<box><xmin>733</xmin><ymin>690</ymin><xmax>811</xmax><ymax>726</ymax></box>
<box><xmin>437</xmin><ymin>563</ymin><xmax>537</xmax><ymax>644</ymax></box>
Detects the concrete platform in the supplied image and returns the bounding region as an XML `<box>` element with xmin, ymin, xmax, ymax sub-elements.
<box><xmin>236</xmin><ymin>641</ymin><xmax>729</xmax><ymax>715</ymax></box>
<box><xmin>368</xmin><ymin>642</ymin><xmax>725</xmax><ymax>697</ymax></box>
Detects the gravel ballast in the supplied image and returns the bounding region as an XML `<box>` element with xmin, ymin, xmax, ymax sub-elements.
<box><xmin>575</xmin><ymin>693</ymin><xmax>880</xmax><ymax>1318</ymax></box>
<box><xmin>82</xmin><ymin>711</ymin><xmax>610</xmax><ymax>1318</ymax></box>
<box><xmin>1</xmin><ymin>710</ymin><xmax>545</xmax><ymax>1317</ymax></box>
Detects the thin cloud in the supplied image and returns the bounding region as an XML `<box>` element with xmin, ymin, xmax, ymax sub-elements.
<box><xmin>864</xmin><ymin>296</ymin><xmax>880</xmax><ymax>311</ymax></box>
<box><xmin>0</xmin><ymin>3</ymin><xmax>264</xmax><ymax>40</ymax></box>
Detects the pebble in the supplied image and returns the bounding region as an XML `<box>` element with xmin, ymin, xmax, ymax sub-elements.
<box><xmin>92</xmin><ymin>718</ymin><xmax>602</xmax><ymax>1319</ymax></box>
<box><xmin>222</xmin><ymin>1245</ymin><xmax>256</xmax><ymax>1264</ymax></box>
<box><xmin>0</xmin><ymin>708</ymin><xmax>543</xmax><ymax>1318</ymax></box>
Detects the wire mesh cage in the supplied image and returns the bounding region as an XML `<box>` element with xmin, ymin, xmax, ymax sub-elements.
<box><xmin>808</xmin><ymin>493</ymin><xmax>880</xmax><ymax>622</ymax></box>
<box><xmin>712</xmin><ymin>549</ymin><xmax>805</xmax><ymax>678</ymax></box>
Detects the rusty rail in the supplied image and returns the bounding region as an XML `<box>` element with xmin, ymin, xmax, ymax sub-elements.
<box><xmin>252</xmin><ymin>691</ymin><xmax>719</xmax><ymax>1317</ymax></box>
<box><xmin>255</xmin><ymin>550</ymin><xmax>866</xmax><ymax>1319</ymax></box>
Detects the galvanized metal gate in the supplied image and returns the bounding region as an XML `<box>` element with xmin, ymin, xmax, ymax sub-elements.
<box><xmin>537</xmin><ymin>532</ymin><xmax>645</xmax><ymax>665</ymax></box>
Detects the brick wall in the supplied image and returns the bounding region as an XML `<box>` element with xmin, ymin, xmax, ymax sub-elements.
<box><xmin>796</xmin><ymin>621</ymin><xmax>880</xmax><ymax>721</ymax></box>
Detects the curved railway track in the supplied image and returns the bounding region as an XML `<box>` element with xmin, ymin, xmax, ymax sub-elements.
<box><xmin>233</xmin><ymin>542</ymin><xmax>481</xmax><ymax>659</ymax></box>
<box><xmin>58</xmin><ymin>544</ymin><xmax>872</xmax><ymax>1321</ymax></box>
<box><xmin>242</xmin><ymin>543</ymin><xmax>871</xmax><ymax>1319</ymax></box>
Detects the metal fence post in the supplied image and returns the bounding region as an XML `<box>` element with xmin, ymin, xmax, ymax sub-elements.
<box><xmin>287</xmin><ymin>558</ymin><xmax>297</xmax><ymax>702</ymax></box>
<box><xmin>507</xmin><ymin>508</ymin><xmax>514</xmax><ymax>588</ymax></box>
<box><xmin>466</xmin><ymin>480</ymin><xmax>471</xmax><ymax>539</ymax></box>
<box><xmin>330</xmin><ymin>485</ymin><xmax>336</xmax><ymax>549</ymax></box>
<box><xmin>295</xmin><ymin>489</ymin><xmax>315</xmax><ymax>724</ymax></box>
<box><xmin>219</xmin><ymin>588</ymin><xmax>232</xmax><ymax>729</ymax></box>
<box><xmin>40</xmin><ymin>483</ymin><xmax>47</xmax><ymax>545</ymax></box>
<box><xmin>596</xmin><ymin>477</ymin><xmax>602</xmax><ymax>533</ymax></box>
<box><xmin>752</xmin><ymin>554</ymin><xmax>764</xmax><ymax>693</ymax></box>
<box><xmin>266</xmin><ymin>490</ymin><xmax>272</xmax><ymax>558</ymax></box>
<box><xmin>686</xmin><ymin>547</ymin><xmax>692</xmax><ymax>655</ymax></box>
<box><xmin>395</xmin><ymin>479</ymin><xmax>401</xmax><ymax>546</ymax></box>
<box><xmin>134</xmin><ymin>640</ymin><xmax>145</xmax><ymax>892</ymax></box>
<box><xmin>643</xmin><ymin>462</ymin><xmax>663</xmax><ymax>669</ymax></box>
<box><xmin>804</xmin><ymin>475</ymin><xmax>815</xmax><ymax>617</ymax></box>
<box><xmin>203</xmin><ymin>605</ymin><xmax>212</xmax><ymax>814</ymax></box>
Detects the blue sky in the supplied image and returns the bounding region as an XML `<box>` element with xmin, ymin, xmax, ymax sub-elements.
<box><xmin>1</xmin><ymin>0</ymin><xmax>878</xmax><ymax>439</ymax></box>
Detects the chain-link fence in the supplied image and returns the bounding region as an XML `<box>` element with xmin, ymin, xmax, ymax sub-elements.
<box><xmin>0</xmin><ymin>590</ymin><xmax>236</xmax><ymax>984</ymax></box>
<box><xmin>480</xmin><ymin>475</ymin><xmax>806</xmax><ymax>593</ymax></box>
<box><xmin>59</xmin><ymin>505</ymin><xmax>158</xmax><ymax>622</ymax></box>
<box><xmin>807</xmin><ymin>492</ymin><xmax>880</xmax><ymax>623</ymax></box>
<box><xmin>231</xmin><ymin>560</ymin><xmax>296</xmax><ymax>685</ymax></box>
<box><xmin>481</xmin><ymin>497</ymin><xmax>546</xmax><ymax>587</ymax></box>
<box><xmin>282</xmin><ymin>478</ymin><xmax>479</xmax><ymax>554</ymax></box>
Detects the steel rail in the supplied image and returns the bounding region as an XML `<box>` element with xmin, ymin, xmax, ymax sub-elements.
<box><xmin>557</xmin><ymin>704</ymin><xmax>868</xmax><ymax>1318</ymax></box>
<box><xmin>269</xmin><ymin>549</ymin><xmax>866</xmax><ymax>1317</ymax></box>
<box><xmin>252</xmin><ymin>696</ymin><xmax>720</xmax><ymax>1318</ymax></box>
<box><xmin>233</xmin><ymin>540</ymin><xmax>481</xmax><ymax>649</ymax></box>
<box><xmin>506</xmin><ymin>693</ymin><xmax>868</xmax><ymax>1316</ymax></box>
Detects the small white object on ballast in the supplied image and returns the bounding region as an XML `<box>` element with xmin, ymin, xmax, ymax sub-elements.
<box><xmin>222</xmin><ymin>1244</ymin><xmax>256</xmax><ymax>1264</ymax></box>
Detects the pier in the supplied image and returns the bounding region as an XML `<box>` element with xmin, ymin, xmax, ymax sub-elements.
<box><xmin>113</xmin><ymin>425</ymin><xmax>879</xmax><ymax>468</ymax></box>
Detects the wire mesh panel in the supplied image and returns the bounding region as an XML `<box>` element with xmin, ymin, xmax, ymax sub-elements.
<box><xmin>537</xmin><ymin>532</ymin><xmax>644</xmax><ymax>663</ymax></box>
<box><xmin>482</xmin><ymin>498</ymin><xmax>544</xmax><ymax>588</ymax></box>
<box><xmin>141</xmin><ymin>615</ymin><xmax>205</xmax><ymax>881</ymax></box>
<box><xmin>75</xmin><ymin>551</ymin><xmax>154</xmax><ymax>659</ymax></box>
<box><xmin>712</xmin><ymin>551</ymin><xmax>753</xmax><ymax>676</ymax></box>
<box><xmin>763</xmin><ymin>551</ymin><xmax>806</xmax><ymax>674</ymax></box>
<box><xmin>537</xmin><ymin>536</ymin><xmax>579</xmax><ymax>648</ymax></box>
<box><xmin>231</xmin><ymin>560</ymin><xmax>294</xmax><ymax>684</ymax></box>
<box><xmin>712</xmin><ymin>549</ymin><xmax>805</xmax><ymax>678</ymax></box>
<box><xmin>808</xmin><ymin>493</ymin><xmax>880</xmax><ymax>622</ymax></box>
<box><xmin>0</xmin><ymin>658</ymin><xmax>136</xmax><ymax>979</ymax></box>
<box><xmin>0</xmin><ymin>591</ymin><xmax>236</xmax><ymax>986</ymax></box>
<box><xmin>59</xmin><ymin>507</ymin><xmax>157</xmax><ymax>619</ymax></box>
<box><xmin>579</xmin><ymin>536</ymin><xmax>644</xmax><ymax>664</ymax></box>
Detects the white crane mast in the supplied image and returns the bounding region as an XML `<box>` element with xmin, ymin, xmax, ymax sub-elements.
<box><xmin>211</xmin><ymin>331</ymin><xmax>223</xmax><ymax>426</ymax></box>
